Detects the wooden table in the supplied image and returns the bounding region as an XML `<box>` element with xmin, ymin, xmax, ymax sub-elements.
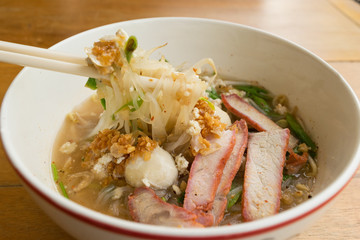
<box><xmin>1</xmin><ymin>0</ymin><xmax>359</xmax><ymax>239</ymax></box>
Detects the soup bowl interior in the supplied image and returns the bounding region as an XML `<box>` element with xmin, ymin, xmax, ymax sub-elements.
<box><xmin>1</xmin><ymin>18</ymin><xmax>360</xmax><ymax>240</ymax></box>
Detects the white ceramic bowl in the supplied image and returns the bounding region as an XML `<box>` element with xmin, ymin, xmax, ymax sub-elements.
<box><xmin>1</xmin><ymin>17</ymin><xmax>360</xmax><ymax>240</ymax></box>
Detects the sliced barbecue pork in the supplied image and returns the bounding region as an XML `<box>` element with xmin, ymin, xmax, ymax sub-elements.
<box><xmin>184</xmin><ymin>129</ymin><xmax>236</xmax><ymax>226</ymax></box>
<box><xmin>242</xmin><ymin>128</ymin><xmax>290</xmax><ymax>221</ymax></box>
<box><xmin>212</xmin><ymin>120</ymin><xmax>248</xmax><ymax>225</ymax></box>
<box><xmin>222</xmin><ymin>94</ymin><xmax>297</xmax><ymax>148</ymax></box>
<box><xmin>128</xmin><ymin>187</ymin><xmax>203</xmax><ymax>227</ymax></box>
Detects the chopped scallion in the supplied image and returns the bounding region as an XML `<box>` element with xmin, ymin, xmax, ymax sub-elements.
<box><xmin>112</xmin><ymin>97</ymin><xmax>143</xmax><ymax>120</ymax></box>
<box><xmin>51</xmin><ymin>163</ymin><xmax>58</xmax><ymax>182</ymax></box>
<box><xmin>125</xmin><ymin>36</ymin><xmax>138</xmax><ymax>63</ymax></box>
<box><xmin>199</xmin><ymin>97</ymin><xmax>215</xmax><ymax>110</ymax></box>
<box><xmin>128</xmin><ymin>98</ymin><xmax>144</xmax><ymax>112</ymax></box>
<box><xmin>252</xmin><ymin>95</ymin><xmax>272</xmax><ymax>114</ymax></box>
<box><xmin>226</xmin><ymin>182</ymin><xmax>242</xmax><ymax>210</ymax></box>
<box><xmin>177</xmin><ymin>192</ymin><xmax>185</xmax><ymax>205</ymax></box>
<box><xmin>206</xmin><ymin>88</ymin><xmax>221</xmax><ymax>99</ymax></box>
<box><xmin>85</xmin><ymin>77</ymin><xmax>97</xmax><ymax>90</ymax></box>
<box><xmin>100</xmin><ymin>98</ymin><xmax>106</xmax><ymax>110</ymax></box>
<box><xmin>276</xmin><ymin>119</ymin><xmax>289</xmax><ymax>128</ymax></box>
<box><xmin>283</xmin><ymin>174</ymin><xmax>292</xmax><ymax>181</ymax></box>
<box><xmin>235</xmin><ymin>85</ymin><xmax>283</xmax><ymax>120</ymax></box>
<box><xmin>234</xmin><ymin>85</ymin><xmax>271</xmax><ymax>100</ymax></box>
<box><xmin>114</xmin><ymin>97</ymin><xmax>143</xmax><ymax>115</ymax></box>
<box><xmin>227</xmin><ymin>190</ymin><xmax>242</xmax><ymax>210</ymax></box>
<box><xmin>52</xmin><ymin>163</ymin><xmax>69</xmax><ymax>199</ymax></box>
<box><xmin>286</xmin><ymin>113</ymin><xmax>317</xmax><ymax>152</ymax></box>
<box><xmin>59</xmin><ymin>181</ymin><xmax>69</xmax><ymax>199</ymax></box>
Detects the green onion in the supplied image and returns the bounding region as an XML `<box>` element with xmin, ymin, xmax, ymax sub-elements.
<box><xmin>283</xmin><ymin>174</ymin><xmax>292</xmax><ymax>181</ymax></box>
<box><xmin>177</xmin><ymin>192</ymin><xmax>185</xmax><ymax>205</ymax></box>
<box><xmin>292</xmin><ymin>145</ymin><xmax>302</xmax><ymax>155</ymax></box>
<box><xmin>128</xmin><ymin>98</ymin><xmax>143</xmax><ymax>112</ymax></box>
<box><xmin>286</xmin><ymin>113</ymin><xmax>317</xmax><ymax>152</ymax></box>
<box><xmin>51</xmin><ymin>163</ymin><xmax>58</xmax><ymax>182</ymax></box>
<box><xmin>226</xmin><ymin>182</ymin><xmax>242</xmax><ymax>210</ymax></box>
<box><xmin>252</xmin><ymin>95</ymin><xmax>273</xmax><ymax>114</ymax></box>
<box><xmin>235</xmin><ymin>85</ymin><xmax>284</xmax><ymax>120</ymax></box>
<box><xmin>206</xmin><ymin>88</ymin><xmax>221</xmax><ymax>99</ymax></box>
<box><xmin>100</xmin><ymin>98</ymin><xmax>106</xmax><ymax>110</ymax></box>
<box><xmin>115</xmin><ymin>97</ymin><xmax>143</xmax><ymax>113</ymax></box>
<box><xmin>112</xmin><ymin>97</ymin><xmax>143</xmax><ymax>120</ymax></box>
<box><xmin>125</xmin><ymin>36</ymin><xmax>138</xmax><ymax>62</ymax></box>
<box><xmin>159</xmin><ymin>58</ymin><xmax>169</xmax><ymax>63</ymax></box>
<box><xmin>276</xmin><ymin>119</ymin><xmax>289</xmax><ymax>128</ymax></box>
<box><xmin>234</xmin><ymin>85</ymin><xmax>271</xmax><ymax>100</ymax></box>
<box><xmin>85</xmin><ymin>77</ymin><xmax>97</xmax><ymax>90</ymax></box>
<box><xmin>248</xmin><ymin>96</ymin><xmax>282</xmax><ymax>120</ymax></box>
<box><xmin>161</xmin><ymin>197</ymin><xmax>167</xmax><ymax>202</ymax></box>
<box><xmin>199</xmin><ymin>97</ymin><xmax>215</xmax><ymax>110</ymax></box>
<box><xmin>51</xmin><ymin>163</ymin><xmax>69</xmax><ymax>199</ymax></box>
<box><xmin>59</xmin><ymin>181</ymin><xmax>69</xmax><ymax>199</ymax></box>
<box><xmin>227</xmin><ymin>190</ymin><xmax>242</xmax><ymax>210</ymax></box>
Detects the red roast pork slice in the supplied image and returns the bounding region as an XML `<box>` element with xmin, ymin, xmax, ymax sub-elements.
<box><xmin>128</xmin><ymin>187</ymin><xmax>203</xmax><ymax>227</ymax></box>
<box><xmin>212</xmin><ymin>120</ymin><xmax>248</xmax><ymax>225</ymax></box>
<box><xmin>222</xmin><ymin>94</ymin><xmax>297</xmax><ymax>148</ymax></box>
<box><xmin>242</xmin><ymin>128</ymin><xmax>290</xmax><ymax>221</ymax></box>
<box><xmin>184</xmin><ymin>129</ymin><xmax>236</xmax><ymax>226</ymax></box>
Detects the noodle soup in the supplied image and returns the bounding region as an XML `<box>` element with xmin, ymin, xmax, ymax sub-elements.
<box><xmin>52</xmin><ymin>29</ymin><xmax>317</xmax><ymax>227</ymax></box>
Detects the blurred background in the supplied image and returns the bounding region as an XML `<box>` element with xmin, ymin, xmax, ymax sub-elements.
<box><xmin>0</xmin><ymin>0</ymin><xmax>359</xmax><ymax>239</ymax></box>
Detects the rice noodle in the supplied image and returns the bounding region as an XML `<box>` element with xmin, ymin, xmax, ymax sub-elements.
<box><xmin>87</xmin><ymin>30</ymin><xmax>213</xmax><ymax>150</ymax></box>
<box><xmin>307</xmin><ymin>155</ymin><xmax>318</xmax><ymax>176</ymax></box>
<box><xmin>96</xmin><ymin>184</ymin><xmax>116</xmax><ymax>206</ymax></box>
<box><xmin>96</xmin><ymin>184</ymin><xmax>133</xmax><ymax>214</ymax></box>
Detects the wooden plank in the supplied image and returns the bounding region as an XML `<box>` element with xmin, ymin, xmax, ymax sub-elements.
<box><xmin>0</xmin><ymin>186</ymin><xmax>73</xmax><ymax>239</ymax></box>
<box><xmin>0</xmin><ymin>63</ymin><xmax>23</xmax><ymax>186</ymax></box>
<box><xmin>329</xmin><ymin>62</ymin><xmax>360</xmax><ymax>99</ymax></box>
<box><xmin>0</xmin><ymin>64</ymin><xmax>22</xmax><ymax>102</ymax></box>
<box><xmin>0</xmin><ymin>0</ymin><xmax>359</xmax><ymax>61</ymax></box>
<box><xmin>295</xmin><ymin>170</ymin><xmax>360</xmax><ymax>240</ymax></box>
<box><xmin>0</xmin><ymin>0</ymin><xmax>360</xmax><ymax>239</ymax></box>
<box><xmin>0</xmin><ymin>141</ymin><xmax>23</xmax><ymax>186</ymax></box>
<box><xmin>331</xmin><ymin>0</ymin><xmax>360</xmax><ymax>25</ymax></box>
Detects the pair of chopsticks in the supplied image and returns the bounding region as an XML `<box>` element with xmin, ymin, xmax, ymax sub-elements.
<box><xmin>0</xmin><ymin>40</ymin><xmax>106</xmax><ymax>79</ymax></box>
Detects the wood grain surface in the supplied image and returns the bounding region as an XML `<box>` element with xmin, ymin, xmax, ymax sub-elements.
<box><xmin>1</xmin><ymin>0</ymin><xmax>359</xmax><ymax>239</ymax></box>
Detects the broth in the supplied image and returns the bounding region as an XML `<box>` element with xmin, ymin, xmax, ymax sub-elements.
<box><xmin>52</xmin><ymin>91</ymin><xmax>316</xmax><ymax>226</ymax></box>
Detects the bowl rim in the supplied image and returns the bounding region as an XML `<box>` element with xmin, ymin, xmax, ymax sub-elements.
<box><xmin>1</xmin><ymin>17</ymin><xmax>360</xmax><ymax>239</ymax></box>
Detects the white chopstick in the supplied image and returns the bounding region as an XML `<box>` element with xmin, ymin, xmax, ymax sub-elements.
<box><xmin>0</xmin><ymin>40</ymin><xmax>107</xmax><ymax>80</ymax></box>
